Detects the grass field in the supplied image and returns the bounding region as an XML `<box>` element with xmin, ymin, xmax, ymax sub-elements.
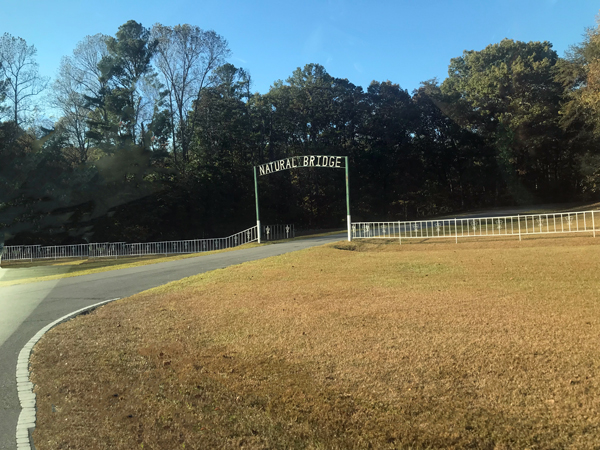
<box><xmin>30</xmin><ymin>236</ymin><xmax>600</xmax><ymax>449</ymax></box>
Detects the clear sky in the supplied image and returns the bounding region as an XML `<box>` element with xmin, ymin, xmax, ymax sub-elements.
<box><xmin>3</xmin><ymin>0</ymin><xmax>599</xmax><ymax>97</ymax></box>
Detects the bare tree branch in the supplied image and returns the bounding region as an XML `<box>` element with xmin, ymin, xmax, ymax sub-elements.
<box><xmin>152</xmin><ymin>24</ymin><xmax>230</xmax><ymax>162</ymax></box>
<box><xmin>0</xmin><ymin>33</ymin><xmax>49</xmax><ymax>126</ymax></box>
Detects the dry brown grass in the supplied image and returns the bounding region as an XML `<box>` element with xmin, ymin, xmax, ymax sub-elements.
<box><xmin>30</xmin><ymin>236</ymin><xmax>600</xmax><ymax>449</ymax></box>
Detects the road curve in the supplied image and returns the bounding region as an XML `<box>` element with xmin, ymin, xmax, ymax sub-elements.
<box><xmin>0</xmin><ymin>233</ymin><xmax>346</xmax><ymax>450</ymax></box>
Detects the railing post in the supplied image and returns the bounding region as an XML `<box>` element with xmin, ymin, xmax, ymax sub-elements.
<box><xmin>455</xmin><ymin>219</ymin><xmax>458</xmax><ymax>244</ymax></box>
<box><xmin>518</xmin><ymin>215</ymin><xmax>521</xmax><ymax>241</ymax></box>
<box><xmin>398</xmin><ymin>221</ymin><xmax>402</xmax><ymax>245</ymax></box>
<box><xmin>593</xmin><ymin>211</ymin><xmax>596</xmax><ymax>238</ymax></box>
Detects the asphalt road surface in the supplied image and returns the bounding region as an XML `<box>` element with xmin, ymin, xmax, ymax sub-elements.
<box><xmin>0</xmin><ymin>233</ymin><xmax>346</xmax><ymax>450</ymax></box>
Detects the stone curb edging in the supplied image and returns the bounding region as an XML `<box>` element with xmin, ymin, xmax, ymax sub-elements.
<box><xmin>15</xmin><ymin>298</ymin><xmax>120</xmax><ymax>450</ymax></box>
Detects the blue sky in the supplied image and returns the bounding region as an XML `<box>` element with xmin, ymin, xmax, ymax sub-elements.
<box><xmin>3</xmin><ymin>0</ymin><xmax>599</xmax><ymax>96</ymax></box>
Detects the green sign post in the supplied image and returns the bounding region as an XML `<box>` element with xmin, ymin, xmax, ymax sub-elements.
<box><xmin>253</xmin><ymin>165</ymin><xmax>261</xmax><ymax>242</ymax></box>
<box><xmin>253</xmin><ymin>155</ymin><xmax>351</xmax><ymax>242</ymax></box>
<box><xmin>345</xmin><ymin>156</ymin><xmax>351</xmax><ymax>241</ymax></box>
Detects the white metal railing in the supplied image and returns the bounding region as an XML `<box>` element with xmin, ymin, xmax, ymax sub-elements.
<box><xmin>262</xmin><ymin>224</ymin><xmax>295</xmax><ymax>241</ymax></box>
<box><xmin>1</xmin><ymin>224</ymin><xmax>294</xmax><ymax>262</ymax></box>
<box><xmin>352</xmin><ymin>211</ymin><xmax>599</xmax><ymax>243</ymax></box>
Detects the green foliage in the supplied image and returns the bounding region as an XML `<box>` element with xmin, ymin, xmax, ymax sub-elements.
<box><xmin>0</xmin><ymin>73</ymin><xmax>8</xmax><ymax>119</ymax></box>
<box><xmin>89</xmin><ymin>21</ymin><xmax>164</xmax><ymax>146</ymax></box>
<box><xmin>4</xmin><ymin>17</ymin><xmax>600</xmax><ymax>246</ymax></box>
<box><xmin>412</xmin><ymin>80</ymin><xmax>495</xmax><ymax>212</ymax></box>
<box><xmin>152</xmin><ymin>23</ymin><xmax>230</xmax><ymax>163</ymax></box>
<box><xmin>442</xmin><ymin>39</ymin><xmax>567</xmax><ymax>202</ymax></box>
<box><xmin>555</xmin><ymin>18</ymin><xmax>600</xmax><ymax>194</ymax></box>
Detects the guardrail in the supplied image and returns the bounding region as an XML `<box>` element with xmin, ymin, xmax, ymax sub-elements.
<box><xmin>1</xmin><ymin>224</ymin><xmax>294</xmax><ymax>262</ymax></box>
<box><xmin>262</xmin><ymin>224</ymin><xmax>295</xmax><ymax>241</ymax></box>
<box><xmin>352</xmin><ymin>211</ymin><xmax>598</xmax><ymax>243</ymax></box>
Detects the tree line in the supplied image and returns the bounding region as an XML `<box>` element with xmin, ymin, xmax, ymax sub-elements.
<box><xmin>1</xmin><ymin>17</ymin><xmax>600</xmax><ymax>246</ymax></box>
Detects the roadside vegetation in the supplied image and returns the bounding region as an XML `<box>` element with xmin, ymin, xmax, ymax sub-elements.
<box><xmin>3</xmin><ymin>15</ymin><xmax>600</xmax><ymax>247</ymax></box>
<box><xmin>30</xmin><ymin>236</ymin><xmax>600</xmax><ymax>449</ymax></box>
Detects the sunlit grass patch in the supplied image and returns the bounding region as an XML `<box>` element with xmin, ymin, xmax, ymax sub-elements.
<box><xmin>30</xmin><ymin>236</ymin><xmax>600</xmax><ymax>449</ymax></box>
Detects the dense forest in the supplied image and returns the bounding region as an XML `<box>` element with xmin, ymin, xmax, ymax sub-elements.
<box><xmin>1</xmin><ymin>17</ymin><xmax>600</xmax><ymax>246</ymax></box>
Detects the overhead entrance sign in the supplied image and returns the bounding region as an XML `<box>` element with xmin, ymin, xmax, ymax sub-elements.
<box><xmin>254</xmin><ymin>155</ymin><xmax>351</xmax><ymax>242</ymax></box>
<box><xmin>258</xmin><ymin>155</ymin><xmax>345</xmax><ymax>176</ymax></box>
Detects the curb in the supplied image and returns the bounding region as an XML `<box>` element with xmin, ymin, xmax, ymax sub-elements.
<box><xmin>15</xmin><ymin>298</ymin><xmax>120</xmax><ymax>450</ymax></box>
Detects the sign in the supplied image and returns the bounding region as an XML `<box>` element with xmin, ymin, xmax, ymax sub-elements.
<box><xmin>258</xmin><ymin>155</ymin><xmax>345</xmax><ymax>176</ymax></box>
<box><xmin>253</xmin><ymin>155</ymin><xmax>351</xmax><ymax>243</ymax></box>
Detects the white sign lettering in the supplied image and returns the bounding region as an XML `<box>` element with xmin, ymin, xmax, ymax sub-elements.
<box><xmin>258</xmin><ymin>155</ymin><xmax>345</xmax><ymax>176</ymax></box>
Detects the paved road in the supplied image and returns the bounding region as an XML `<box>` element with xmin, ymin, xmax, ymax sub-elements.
<box><xmin>0</xmin><ymin>234</ymin><xmax>346</xmax><ymax>450</ymax></box>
